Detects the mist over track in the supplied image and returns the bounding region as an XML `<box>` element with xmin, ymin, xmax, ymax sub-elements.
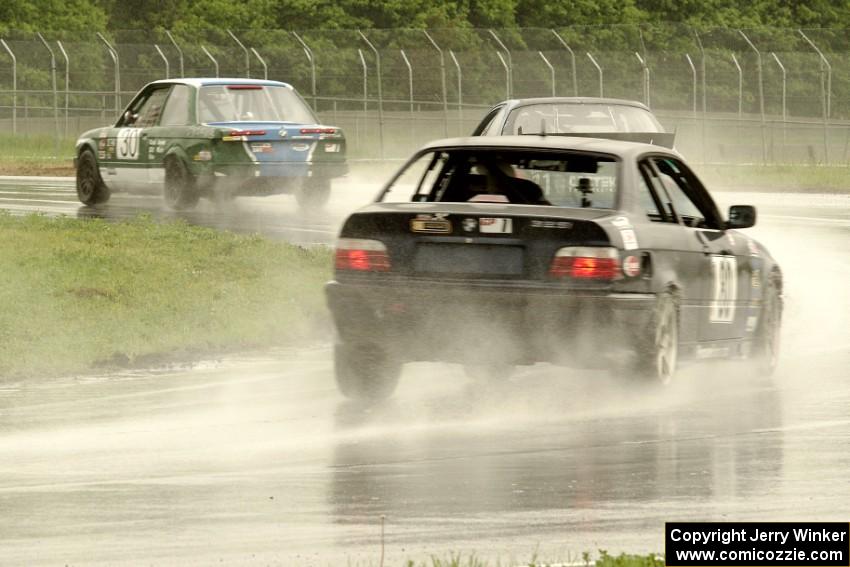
<box><xmin>0</xmin><ymin>175</ymin><xmax>848</xmax><ymax>565</ymax></box>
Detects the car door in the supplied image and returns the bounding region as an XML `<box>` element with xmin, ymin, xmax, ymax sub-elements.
<box><xmin>634</xmin><ymin>159</ymin><xmax>709</xmax><ymax>348</ymax></box>
<box><xmin>142</xmin><ymin>83</ymin><xmax>193</xmax><ymax>189</ymax></box>
<box><xmin>101</xmin><ymin>85</ymin><xmax>170</xmax><ymax>193</ymax></box>
<box><xmin>648</xmin><ymin>156</ymin><xmax>751</xmax><ymax>343</ymax></box>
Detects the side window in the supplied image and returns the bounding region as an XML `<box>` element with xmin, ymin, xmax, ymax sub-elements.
<box><xmin>381</xmin><ymin>152</ymin><xmax>446</xmax><ymax>203</ymax></box>
<box><xmin>649</xmin><ymin>157</ymin><xmax>720</xmax><ymax>229</ymax></box>
<box><xmin>635</xmin><ymin>165</ymin><xmax>663</xmax><ymax>221</ymax></box>
<box><xmin>471</xmin><ymin>105</ymin><xmax>505</xmax><ymax>136</ymax></box>
<box><xmin>159</xmin><ymin>85</ymin><xmax>192</xmax><ymax>126</ymax></box>
<box><xmin>135</xmin><ymin>88</ymin><xmax>171</xmax><ymax>128</ymax></box>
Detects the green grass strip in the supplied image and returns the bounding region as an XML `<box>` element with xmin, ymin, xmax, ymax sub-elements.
<box><xmin>0</xmin><ymin>213</ymin><xmax>332</xmax><ymax>378</ymax></box>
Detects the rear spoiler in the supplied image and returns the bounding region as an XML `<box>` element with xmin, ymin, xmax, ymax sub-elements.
<box><xmin>524</xmin><ymin>131</ymin><xmax>676</xmax><ymax>149</ymax></box>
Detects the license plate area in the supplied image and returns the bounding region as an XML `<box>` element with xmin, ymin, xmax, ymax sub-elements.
<box><xmin>413</xmin><ymin>243</ymin><xmax>524</xmax><ymax>276</ymax></box>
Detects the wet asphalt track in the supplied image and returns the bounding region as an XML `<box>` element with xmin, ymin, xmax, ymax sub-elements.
<box><xmin>0</xmin><ymin>178</ymin><xmax>849</xmax><ymax>565</ymax></box>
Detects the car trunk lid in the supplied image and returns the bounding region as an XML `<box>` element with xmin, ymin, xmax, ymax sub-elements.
<box><xmin>209</xmin><ymin>121</ymin><xmax>345</xmax><ymax>162</ymax></box>
<box><xmin>337</xmin><ymin>202</ymin><xmax>614</xmax><ymax>282</ymax></box>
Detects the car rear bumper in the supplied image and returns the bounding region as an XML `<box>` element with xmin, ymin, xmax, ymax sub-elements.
<box><xmin>207</xmin><ymin>160</ymin><xmax>348</xmax><ymax>179</ymax></box>
<box><xmin>326</xmin><ymin>280</ymin><xmax>656</xmax><ymax>367</ymax></box>
<box><xmin>195</xmin><ymin>160</ymin><xmax>348</xmax><ymax>195</ymax></box>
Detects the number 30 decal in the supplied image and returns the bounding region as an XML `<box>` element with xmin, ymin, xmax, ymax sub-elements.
<box><xmin>116</xmin><ymin>128</ymin><xmax>141</xmax><ymax>160</ymax></box>
<box><xmin>710</xmin><ymin>255</ymin><xmax>737</xmax><ymax>323</ymax></box>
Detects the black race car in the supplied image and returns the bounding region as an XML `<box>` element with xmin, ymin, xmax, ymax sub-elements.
<box><xmin>326</xmin><ymin>136</ymin><xmax>782</xmax><ymax>399</ymax></box>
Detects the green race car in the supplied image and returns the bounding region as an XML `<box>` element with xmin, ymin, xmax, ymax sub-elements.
<box><xmin>74</xmin><ymin>78</ymin><xmax>347</xmax><ymax>210</ymax></box>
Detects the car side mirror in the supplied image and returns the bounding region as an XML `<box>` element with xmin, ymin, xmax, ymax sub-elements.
<box><xmin>726</xmin><ymin>205</ymin><xmax>756</xmax><ymax>229</ymax></box>
<box><xmin>123</xmin><ymin>110</ymin><xmax>138</xmax><ymax>126</ymax></box>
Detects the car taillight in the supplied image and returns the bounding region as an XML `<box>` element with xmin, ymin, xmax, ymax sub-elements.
<box><xmin>549</xmin><ymin>246</ymin><xmax>621</xmax><ymax>280</ymax></box>
<box><xmin>335</xmin><ymin>238</ymin><xmax>390</xmax><ymax>272</ymax></box>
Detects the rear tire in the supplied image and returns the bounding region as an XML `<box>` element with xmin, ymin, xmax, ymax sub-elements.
<box><xmin>76</xmin><ymin>149</ymin><xmax>111</xmax><ymax>205</ymax></box>
<box><xmin>633</xmin><ymin>291</ymin><xmax>679</xmax><ymax>385</ymax></box>
<box><xmin>295</xmin><ymin>176</ymin><xmax>331</xmax><ymax>210</ymax></box>
<box><xmin>334</xmin><ymin>342</ymin><xmax>401</xmax><ymax>400</ymax></box>
<box><xmin>163</xmin><ymin>157</ymin><xmax>200</xmax><ymax>211</ymax></box>
<box><xmin>750</xmin><ymin>275</ymin><xmax>782</xmax><ymax>378</ymax></box>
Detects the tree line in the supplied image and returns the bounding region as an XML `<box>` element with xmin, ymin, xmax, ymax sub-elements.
<box><xmin>2</xmin><ymin>0</ymin><xmax>850</xmax><ymax>34</ymax></box>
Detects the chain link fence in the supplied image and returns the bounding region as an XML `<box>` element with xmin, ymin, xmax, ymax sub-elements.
<box><xmin>0</xmin><ymin>26</ymin><xmax>848</xmax><ymax>164</ymax></box>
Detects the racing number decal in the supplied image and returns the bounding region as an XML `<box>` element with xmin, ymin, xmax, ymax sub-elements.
<box><xmin>710</xmin><ymin>255</ymin><xmax>738</xmax><ymax>323</ymax></box>
<box><xmin>116</xmin><ymin>128</ymin><xmax>141</xmax><ymax>160</ymax></box>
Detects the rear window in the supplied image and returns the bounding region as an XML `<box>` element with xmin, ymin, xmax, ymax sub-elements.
<box><xmin>504</xmin><ymin>103</ymin><xmax>662</xmax><ymax>135</ymax></box>
<box><xmin>198</xmin><ymin>85</ymin><xmax>317</xmax><ymax>124</ymax></box>
<box><xmin>381</xmin><ymin>148</ymin><xmax>619</xmax><ymax>209</ymax></box>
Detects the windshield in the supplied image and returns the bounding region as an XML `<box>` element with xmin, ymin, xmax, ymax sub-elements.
<box><xmin>504</xmin><ymin>103</ymin><xmax>663</xmax><ymax>135</ymax></box>
<box><xmin>198</xmin><ymin>85</ymin><xmax>317</xmax><ymax>123</ymax></box>
<box><xmin>381</xmin><ymin>148</ymin><xmax>619</xmax><ymax>209</ymax></box>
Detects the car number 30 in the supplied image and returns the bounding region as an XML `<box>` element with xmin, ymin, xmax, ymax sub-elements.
<box><xmin>710</xmin><ymin>255</ymin><xmax>737</xmax><ymax>323</ymax></box>
<box><xmin>116</xmin><ymin>128</ymin><xmax>141</xmax><ymax>160</ymax></box>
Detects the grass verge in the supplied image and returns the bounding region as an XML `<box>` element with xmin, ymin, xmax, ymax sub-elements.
<box><xmin>0</xmin><ymin>134</ymin><xmax>76</xmax><ymax>176</ymax></box>
<box><xmin>0</xmin><ymin>213</ymin><xmax>332</xmax><ymax>379</ymax></box>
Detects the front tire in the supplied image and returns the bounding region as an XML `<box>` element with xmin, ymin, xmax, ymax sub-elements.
<box><xmin>163</xmin><ymin>157</ymin><xmax>200</xmax><ymax>211</ymax></box>
<box><xmin>295</xmin><ymin>176</ymin><xmax>331</xmax><ymax>210</ymax></box>
<box><xmin>76</xmin><ymin>149</ymin><xmax>111</xmax><ymax>205</ymax></box>
<box><xmin>634</xmin><ymin>291</ymin><xmax>679</xmax><ymax>385</ymax></box>
<box><xmin>334</xmin><ymin>342</ymin><xmax>401</xmax><ymax>401</ymax></box>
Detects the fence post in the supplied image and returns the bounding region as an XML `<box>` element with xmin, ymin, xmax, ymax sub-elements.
<box><xmin>635</xmin><ymin>52</ymin><xmax>649</xmax><ymax>107</ymax></box>
<box><xmin>400</xmin><ymin>49</ymin><xmax>414</xmax><ymax>144</ymax></box>
<box><xmin>551</xmin><ymin>30</ymin><xmax>577</xmax><ymax>96</ymax></box>
<box><xmin>586</xmin><ymin>52</ymin><xmax>603</xmax><ymax>97</ymax></box>
<box><xmin>358</xmin><ymin>49</ymin><xmax>368</xmax><ymax>113</ymax></box>
<box><xmin>37</xmin><ymin>33</ymin><xmax>60</xmax><ymax>155</ymax></box>
<box><xmin>798</xmin><ymin>29</ymin><xmax>831</xmax><ymax>164</ymax></box>
<box><xmin>399</xmin><ymin>49</ymin><xmax>413</xmax><ymax>113</ymax></box>
<box><xmin>358</xmin><ymin>30</ymin><xmax>384</xmax><ymax>159</ymax></box>
<box><xmin>357</xmin><ymin>48</ymin><xmax>367</xmax><ymax>148</ymax></box>
<box><xmin>449</xmin><ymin>50</ymin><xmax>462</xmax><ymax>133</ymax></box>
<box><xmin>693</xmin><ymin>29</ymin><xmax>707</xmax><ymax>163</ymax></box>
<box><xmin>693</xmin><ymin>30</ymin><xmax>707</xmax><ymax>114</ymax></box>
<box><xmin>201</xmin><ymin>45</ymin><xmax>219</xmax><ymax>78</ymax></box>
<box><xmin>489</xmin><ymin>29</ymin><xmax>512</xmax><ymax>97</ymax></box>
<box><xmin>97</xmin><ymin>32</ymin><xmax>120</xmax><ymax>114</ymax></box>
<box><xmin>771</xmin><ymin>52</ymin><xmax>787</xmax><ymax>152</ymax></box>
<box><xmin>56</xmin><ymin>40</ymin><xmax>69</xmax><ymax>139</ymax></box>
<box><xmin>422</xmin><ymin>31</ymin><xmax>449</xmax><ymax>137</ymax></box>
<box><xmin>798</xmin><ymin>30</ymin><xmax>831</xmax><ymax>119</ymax></box>
<box><xmin>731</xmin><ymin>52</ymin><xmax>743</xmax><ymax>145</ymax></box>
<box><xmin>495</xmin><ymin>51</ymin><xmax>510</xmax><ymax>100</ymax></box>
<box><xmin>165</xmin><ymin>31</ymin><xmax>184</xmax><ymax>77</ymax></box>
<box><xmin>292</xmin><ymin>32</ymin><xmax>317</xmax><ymax>110</ymax></box>
<box><xmin>227</xmin><ymin>30</ymin><xmax>250</xmax><ymax>78</ymax></box>
<box><xmin>0</xmin><ymin>39</ymin><xmax>16</xmax><ymax>134</ymax></box>
<box><xmin>685</xmin><ymin>53</ymin><xmax>697</xmax><ymax>116</ymax></box>
<box><xmin>251</xmin><ymin>48</ymin><xmax>268</xmax><ymax>80</ymax></box>
<box><xmin>539</xmin><ymin>51</ymin><xmax>555</xmax><ymax>97</ymax></box>
<box><xmin>738</xmin><ymin>30</ymin><xmax>767</xmax><ymax>165</ymax></box>
<box><xmin>154</xmin><ymin>44</ymin><xmax>169</xmax><ymax>79</ymax></box>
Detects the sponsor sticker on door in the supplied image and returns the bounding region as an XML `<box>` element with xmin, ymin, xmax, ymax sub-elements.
<box><xmin>710</xmin><ymin>255</ymin><xmax>738</xmax><ymax>323</ymax></box>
